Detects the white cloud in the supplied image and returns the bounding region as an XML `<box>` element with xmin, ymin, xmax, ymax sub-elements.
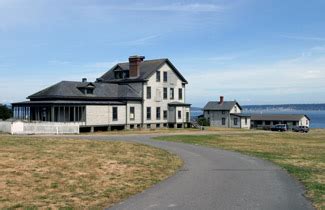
<box><xmin>99</xmin><ymin>3</ymin><xmax>224</xmax><ymax>12</ymax></box>
<box><xmin>186</xmin><ymin>48</ymin><xmax>325</xmax><ymax>106</ymax></box>
<box><xmin>281</xmin><ymin>34</ymin><xmax>325</xmax><ymax>42</ymax></box>
<box><xmin>112</xmin><ymin>35</ymin><xmax>160</xmax><ymax>46</ymax></box>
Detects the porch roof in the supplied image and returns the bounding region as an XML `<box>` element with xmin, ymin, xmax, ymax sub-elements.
<box><xmin>12</xmin><ymin>100</ymin><xmax>125</xmax><ymax>106</ymax></box>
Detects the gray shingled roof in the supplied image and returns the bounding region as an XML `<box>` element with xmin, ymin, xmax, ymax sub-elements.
<box><xmin>251</xmin><ymin>114</ymin><xmax>310</xmax><ymax>121</ymax></box>
<box><xmin>100</xmin><ymin>58</ymin><xmax>188</xmax><ymax>83</ymax></box>
<box><xmin>168</xmin><ymin>102</ymin><xmax>191</xmax><ymax>107</ymax></box>
<box><xmin>28</xmin><ymin>81</ymin><xmax>142</xmax><ymax>100</ymax></box>
<box><xmin>203</xmin><ymin>101</ymin><xmax>242</xmax><ymax>111</ymax></box>
<box><xmin>12</xmin><ymin>100</ymin><xmax>124</xmax><ymax>106</ymax></box>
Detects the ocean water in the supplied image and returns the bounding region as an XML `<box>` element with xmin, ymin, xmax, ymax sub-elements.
<box><xmin>190</xmin><ymin>110</ymin><xmax>325</xmax><ymax>128</ymax></box>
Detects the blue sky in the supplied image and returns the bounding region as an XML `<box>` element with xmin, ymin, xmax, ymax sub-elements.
<box><xmin>0</xmin><ymin>0</ymin><xmax>325</xmax><ymax>107</ymax></box>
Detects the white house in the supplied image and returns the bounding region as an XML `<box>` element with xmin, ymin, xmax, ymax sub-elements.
<box><xmin>12</xmin><ymin>56</ymin><xmax>191</xmax><ymax>131</ymax></box>
<box><xmin>203</xmin><ymin>96</ymin><xmax>251</xmax><ymax>129</ymax></box>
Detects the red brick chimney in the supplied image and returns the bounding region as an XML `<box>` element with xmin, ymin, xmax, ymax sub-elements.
<box><xmin>219</xmin><ymin>96</ymin><xmax>224</xmax><ymax>104</ymax></box>
<box><xmin>129</xmin><ymin>55</ymin><xmax>145</xmax><ymax>78</ymax></box>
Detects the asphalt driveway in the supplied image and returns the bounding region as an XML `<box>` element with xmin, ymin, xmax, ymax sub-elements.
<box><xmin>74</xmin><ymin>134</ymin><xmax>314</xmax><ymax>210</ymax></box>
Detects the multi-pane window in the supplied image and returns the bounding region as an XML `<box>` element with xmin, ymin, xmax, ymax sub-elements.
<box><xmin>178</xmin><ymin>110</ymin><xmax>182</xmax><ymax>119</ymax></box>
<box><xmin>156</xmin><ymin>107</ymin><xmax>161</xmax><ymax>120</ymax></box>
<box><xmin>178</xmin><ymin>88</ymin><xmax>182</xmax><ymax>100</ymax></box>
<box><xmin>130</xmin><ymin>107</ymin><xmax>135</xmax><ymax>121</ymax></box>
<box><xmin>170</xmin><ymin>88</ymin><xmax>174</xmax><ymax>99</ymax></box>
<box><xmin>163</xmin><ymin>88</ymin><xmax>168</xmax><ymax>99</ymax></box>
<box><xmin>163</xmin><ymin>72</ymin><xmax>168</xmax><ymax>82</ymax></box>
<box><xmin>234</xmin><ymin>118</ymin><xmax>238</xmax><ymax>125</ymax></box>
<box><xmin>147</xmin><ymin>86</ymin><xmax>151</xmax><ymax>99</ymax></box>
<box><xmin>163</xmin><ymin>110</ymin><xmax>168</xmax><ymax>120</ymax></box>
<box><xmin>222</xmin><ymin>118</ymin><xmax>226</xmax><ymax>125</ymax></box>
<box><xmin>156</xmin><ymin>71</ymin><xmax>161</xmax><ymax>82</ymax></box>
<box><xmin>113</xmin><ymin>107</ymin><xmax>118</xmax><ymax>121</ymax></box>
<box><xmin>146</xmin><ymin>107</ymin><xmax>151</xmax><ymax>120</ymax></box>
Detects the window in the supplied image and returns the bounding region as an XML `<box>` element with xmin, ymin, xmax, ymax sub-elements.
<box><xmin>163</xmin><ymin>110</ymin><xmax>168</xmax><ymax>120</ymax></box>
<box><xmin>163</xmin><ymin>123</ymin><xmax>167</xmax><ymax>127</ymax></box>
<box><xmin>156</xmin><ymin>107</ymin><xmax>161</xmax><ymax>120</ymax></box>
<box><xmin>113</xmin><ymin>107</ymin><xmax>118</xmax><ymax>121</ymax></box>
<box><xmin>146</xmin><ymin>107</ymin><xmax>151</xmax><ymax>120</ymax></box>
<box><xmin>234</xmin><ymin>118</ymin><xmax>238</xmax><ymax>125</ymax></box>
<box><xmin>163</xmin><ymin>88</ymin><xmax>168</xmax><ymax>99</ymax></box>
<box><xmin>130</xmin><ymin>107</ymin><xmax>135</xmax><ymax>121</ymax></box>
<box><xmin>170</xmin><ymin>88</ymin><xmax>174</xmax><ymax>99</ymax></box>
<box><xmin>156</xmin><ymin>71</ymin><xmax>161</xmax><ymax>82</ymax></box>
<box><xmin>146</xmin><ymin>86</ymin><xmax>151</xmax><ymax>99</ymax></box>
<box><xmin>147</xmin><ymin>124</ymin><xmax>151</xmax><ymax>129</ymax></box>
<box><xmin>245</xmin><ymin>117</ymin><xmax>247</xmax><ymax>125</ymax></box>
<box><xmin>178</xmin><ymin>110</ymin><xmax>182</xmax><ymax>119</ymax></box>
<box><xmin>86</xmin><ymin>88</ymin><xmax>93</xmax><ymax>94</ymax></box>
<box><xmin>222</xmin><ymin>118</ymin><xmax>226</xmax><ymax>125</ymax></box>
<box><xmin>156</xmin><ymin>124</ymin><xmax>160</xmax><ymax>128</ymax></box>
<box><xmin>222</xmin><ymin>111</ymin><xmax>225</xmax><ymax>114</ymax></box>
<box><xmin>163</xmin><ymin>72</ymin><xmax>168</xmax><ymax>82</ymax></box>
<box><xmin>178</xmin><ymin>88</ymin><xmax>183</xmax><ymax>100</ymax></box>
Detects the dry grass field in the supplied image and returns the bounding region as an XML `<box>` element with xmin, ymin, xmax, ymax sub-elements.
<box><xmin>155</xmin><ymin>129</ymin><xmax>325</xmax><ymax>209</ymax></box>
<box><xmin>0</xmin><ymin>135</ymin><xmax>182</xmax><ymax>209</ymax></box>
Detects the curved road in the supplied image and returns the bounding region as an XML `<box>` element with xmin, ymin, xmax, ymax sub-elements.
<box><xmin>78</xmin><ymin>134</ymin><xmax>314</xmax><ymax>210</ymax></box>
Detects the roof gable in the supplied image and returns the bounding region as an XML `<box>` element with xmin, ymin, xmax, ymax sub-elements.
<box><xmin>99</xmin><ymin>58</ymin><xmax>188</xmax><ymax>84</ymax></box>
<box><xmin>203</xmin><ymin>101</ymin><xmax>242</xmax><ymax>111</ymax></box>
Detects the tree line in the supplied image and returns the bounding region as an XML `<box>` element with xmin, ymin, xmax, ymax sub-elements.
<box><xmin>0</xmin><ymin>104</ymin><xmax>12</xmax><ymax>120</ymax></box>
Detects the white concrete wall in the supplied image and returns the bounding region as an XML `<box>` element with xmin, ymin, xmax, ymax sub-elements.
<box><xmin>0</xmin><ymin>121</ymin><xmax>13</xmax><ymax>133</ymax></box>
<box><xmin>205</xmin><ymin>110</ymin><xmax>230</xmax><ymax>127</ymax></box>
<box><xmin>126</xmin><ymin>101</ymin><xmax>142</xmax><ymax>125</ymax></box>
<box><xmin>23</xmin><ymin>122</ymin><xmax>79</xmax><ymax>134</ymax></box>
<box><xmin>175</xmin><ymin>106</ymin><xmax>191</xmax><ymax>123</ymax></box>
<box><xmin>109</xmin><ymin>105</ymin><xmax>126</xmax><ymax>125</ymax></box>
<box><xmin>299</xmin><ymin>116</ymin><xmax>310</xmax><ymax>127</ymax></box>
<box><xmin>0</xmin><ymin>121</ymin><xmax>80</xmax><ymax>134</ymax></box>
<box><xmin>230</xmin><ymin>115</ymin><xmax>241</xmax><ymax>128</ymax></box>
<box><xmin>86</xmin><ymin>105</ymin><xmax>126</xmax><ymax>126</ymax></box>
<box><xmin>240</xmin><ymin>117</ymin><xmax>251</xmax><ymax>129</ymax></box>
<box><xmin>86</xmin><ymin>105</ymin><xmax>109</xmax><ymax>125</ymax></box>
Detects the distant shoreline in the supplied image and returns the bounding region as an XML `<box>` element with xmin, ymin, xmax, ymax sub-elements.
<box><xmin>191</xmin><ymin>103</ymin><xmax>325</xmax><ymax>111</ymax></box>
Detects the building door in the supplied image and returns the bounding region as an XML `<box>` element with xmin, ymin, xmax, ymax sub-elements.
<box><xmin>186</xmin><ymin>112</ymin><xmax>190</xmax><ymax>122</ymax></box>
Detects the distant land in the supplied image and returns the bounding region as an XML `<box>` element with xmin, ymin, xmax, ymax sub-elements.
<box><xmin>243</xmin><ymin>104</ymin><xmax>325</xmax><ymax>111</ymax></box>
<box><xmin>191</xmin><ymin>104</ymin><xmax>325</xmax><ymax>111</ymax></box>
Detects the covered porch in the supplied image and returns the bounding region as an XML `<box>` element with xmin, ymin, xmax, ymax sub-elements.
<box><xmin>12</xmin><ymin>101</ymin><xmax>87</xmax><ymax>123</ymax></box>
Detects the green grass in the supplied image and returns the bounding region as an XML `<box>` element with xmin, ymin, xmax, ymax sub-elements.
<box><xmin>154</xmin><ymin>129</ymin><xmax>325</xmax><ymax>209</ymax></box>
<box><xmin>0</xmin><ymin>135</ymin><xmax>182</xmax><ymax>209</ymax></box>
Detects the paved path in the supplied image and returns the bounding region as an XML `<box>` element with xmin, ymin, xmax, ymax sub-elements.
<box><xmin>75</xmin><ymin>134</ymin><xmax>314</xmax><ymax>210</ymax></box>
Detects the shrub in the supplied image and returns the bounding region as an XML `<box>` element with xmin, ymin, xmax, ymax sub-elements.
<box><xmin>197</xmin><ymin>117</ymin><xmax>210</xmax><ymax>126</ymax></box>
<box><xmin>0</xmin><ymin>104</ymin><xmax>12</xmax><ymax>120</ymax></box>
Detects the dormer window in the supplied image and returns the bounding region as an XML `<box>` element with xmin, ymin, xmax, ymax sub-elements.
<box><xmin>114</xmin><ymin>68</ymin><xmax>129</xmax><ymax>79</ymax></box>
<box><xmin>78</xmin><ymin>82</ymin><xmax>95</xmax><ymax>95</ymax></box>
<box><xmin>86</xmin><ymin>88</ymin><xmax>93</xmax><ymax>94</ymax></box>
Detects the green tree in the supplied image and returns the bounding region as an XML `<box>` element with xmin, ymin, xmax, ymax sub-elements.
<box><xmin>0</xmin><ymin>104</ymin><xmax>12</xmax><ymax>120</ymax></box>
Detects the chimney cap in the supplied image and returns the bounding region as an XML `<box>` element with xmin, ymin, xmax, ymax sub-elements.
<box><xmin>129</xmin><ymin>55</ymin><xmax>145</xmax><ymax>60</ymax></box>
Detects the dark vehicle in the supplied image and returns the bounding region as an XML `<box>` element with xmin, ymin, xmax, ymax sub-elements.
<box><xmin>292</xmin><ymin>126</ymin><xmax>309</xmax><ymax>133</ymax></box>
<box><xmin>271</xmin><ymin>124</ymin><xmax>288</xmax><ymax>132</ymax></box>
